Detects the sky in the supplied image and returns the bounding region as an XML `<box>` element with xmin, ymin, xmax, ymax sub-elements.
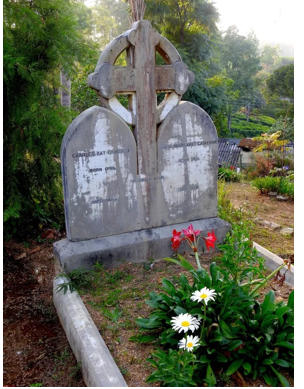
<box><xmin>213</xmin><ymin>0</ymin><xmax>295</xmax><ymax>51</ymax></box>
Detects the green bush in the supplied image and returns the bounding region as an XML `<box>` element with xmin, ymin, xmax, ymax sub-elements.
<box><xmin>218</xmin><ymin>167</ymin><xmax>242</xmax><ymax>182</ymax></box>
<box><xmin>130</xmin><ymin>225</ymin><xmax>294</xmax><ymax>387</ymax></box>
<box><xmin>251</xmin><ymin>176</ymin><xmax>294</xmax><ymax>198</ymax></box>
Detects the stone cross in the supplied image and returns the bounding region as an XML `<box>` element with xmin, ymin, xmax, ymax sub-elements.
<box><xmin>54</xmin><ymin>19</ymin><xmax>231</xmax><ymax>272</ymax></box>
<box><xmin>88</xmin><ymin>20</ymin><xmax>194</xmax><ymax>176</ymax></box>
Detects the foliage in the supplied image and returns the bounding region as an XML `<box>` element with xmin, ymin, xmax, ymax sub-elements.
<box><xmin>269</xmin><ymin>117</ymin><xmax>294</xmax><ymax>142</ymax></box>
<box><xmin>145</xmin><ymin>0</ymin><xmax>225</xmax><ymax>117</ymax></box>
<box><xmin>266</xmin><ymin>64</ymin><xmax>294</xmax><ymax>101</ymax></box>
<box><xmin>252</xmin><ymin>131</ymin><xmax>290</xmax><ymax>173</ymax></box>
<box><xmin>251</xmin><ymin>176</ymin><xmax>294</xmax><ymax>198</ymax></box>
<box><xmin>146</xmin><ymin>349</ymin><xmax>197</xmax><ymax>387</ymax></box>
<box><xmin>3</xmin><ymin>0</ymin><xmax>96</xmax><ymax>239</ymax></box>
<box><xmin>216</xmin><ymin>223</ymin><xmax>265</xmax><ymax>285</ymax></box>
<box><xmin>220</xmin><ymin>27</ymin><xmax>262</xmax><ymax>127</ymax></box>
<box><xmin>219</xmin><ymin>112</ymin><xmax>276</xmax><ymax>138</ymax></box>
<box><xmin>55</xmin><ymin>267</ymin><xmax>95</xmax><ymax>295</ymax></box>
<box><xmin>130</xmin><ymin>225</ymin><xmax>294</xmax><ymax>386</ymax></box>
<box><xmin>266</xmin><ymin>64</ymin><xmax>294</xmax><ymax>119</ymax></box>
<box><xmin>218</xmin><ymin>167</ymin><xmax>241</xmax><ymax>182</ymax></box>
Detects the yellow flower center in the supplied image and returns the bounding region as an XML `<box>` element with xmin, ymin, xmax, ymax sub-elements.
<box><xmin>200</xmin><ymin>293</ymin><xmax>208</xmax><ymax>299</ymax></box>
<box><xmin>187</xmin><ymin>342</ymin><xmax>193</xmax><ymax>348</ymax></box>
<box><xmin>181</xmin><ymin>321</ymin><xmax>190</xmax><ymax>327</ymax></box>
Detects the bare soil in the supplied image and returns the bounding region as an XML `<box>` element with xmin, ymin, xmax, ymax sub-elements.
<box><xmin>2</xmin><ymin>182</ymin><xmax>294</xmax><ymax>387</ymax></box>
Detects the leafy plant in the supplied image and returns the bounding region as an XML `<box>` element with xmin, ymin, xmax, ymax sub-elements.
<box><xmin>146</xmin><ymin>349</ymin><xmax>197</xmax><ymax>387</ymax></box>
<box><xmin>218</xmin><ymin>167</ymin><xmax>242</xmax><ymax>182</ymax></box>
<box><xmin>130</xmin><ymin>225</ymin><xmax>294</xmax><ymax>387</ymax></box>
<box><xmin>252</xmin><ymin>176</ymin><xmax>294</xmax><ymax>198</ymax></box>
<box><xmin>55</xmin><ymin>267</ymin><xmax>94</xmax><ymax>294</ymax></box>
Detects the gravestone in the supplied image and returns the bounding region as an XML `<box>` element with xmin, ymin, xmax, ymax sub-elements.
<box><xmin>53</xmin><ymin>20</ymin><xmax>231</xmax><ymax>272</ymax></box>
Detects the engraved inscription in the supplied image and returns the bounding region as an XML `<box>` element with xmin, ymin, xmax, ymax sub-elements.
<box><xmin>161</xmin><ymin>140</ymin><xmax>218</xmax><ymax>150</ymax></box>
<box><xmin>72</xmin><ymin>148</ymin><xmax>130</xmax><ymax>159</ymax></box>
<box><xmin>91</xmin><ymin>197</ymin><xmax>118</xmax><ymax>204</ymax></box>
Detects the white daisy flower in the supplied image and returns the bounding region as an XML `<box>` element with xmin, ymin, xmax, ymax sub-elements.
<box><xmin>178</xmin><ymin>335</ymin><xmax>200</xmax><ymax>352</ymax></box>
<box><xmin>170</xmin><ymin>313</ymin><xmax>200</xmax><ymax>333</ymax></box>
<box><xmin>191</xmin><ymin>287</ymin><xmax>217</xmax><ymax>305</ymax></box>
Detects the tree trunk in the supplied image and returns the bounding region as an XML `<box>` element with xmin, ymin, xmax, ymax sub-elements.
<box><xmin>60</xmin><ymin>71</ymin><xmax>71</xmax><ymax>108</ymax></box>
<box><xmin>228</xmin><ymin>113</ymin><xmax>232</xmax><ymax>132</ymax></box>
<box><xmin>246</xmin><ymin>102</ymin><xmax>250</xmax><ymax>122</ymax></box>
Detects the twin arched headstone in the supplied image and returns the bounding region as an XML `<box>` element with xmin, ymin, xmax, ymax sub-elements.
<box><xmin>55</xmin><ymin>20</ymin><xmax>230</xmax><ymax>269</ymax></box>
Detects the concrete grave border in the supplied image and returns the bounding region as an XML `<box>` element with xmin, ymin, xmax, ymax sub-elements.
<box><xmin>53</xmin><ymin>242</ymin><xmax>294</xmax><ymax>387</ymax></box>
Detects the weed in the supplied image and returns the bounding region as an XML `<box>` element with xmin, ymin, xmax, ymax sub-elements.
<box><xmin>54</xmin><ymin>348</ymin><xmax>69</xmax><ymax>365</ymax></box>
<box><xmin>69</xmin><ymin>362</ymin><xmax>82</xmax><ymax>379</ymax></box>
<box><xmin>102</xmin><ymin>305</ymin><xmax>123</xmax><ymax>323</ymax></box>
<box><xmin>119</xmin><ymin>365</ymin><xmax>130</xmax><ymax>377</ymax></box>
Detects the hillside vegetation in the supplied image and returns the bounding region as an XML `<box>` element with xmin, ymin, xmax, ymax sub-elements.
<box><xmin>227</xmin><ymin>113</ymin><xmax>276</xmax><ymax>138</ymax></box>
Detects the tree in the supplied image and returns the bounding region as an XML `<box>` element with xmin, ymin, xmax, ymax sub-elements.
<box><xmin>220</xmin><ymin>27</ymin><xmax>262</xmax><ymax>129</ymax></box>
<box><xmin>89</xmin><ymin>0</ymin><xmax>131</xmax><ymax>49</ymax></box>
<box><xmin>265</xmin><ymin>64</ymin><xmax>294</xmax><ymax>120</ymax></box>
<box><xmin>143</xmin><ymin>0</ymin><xmax>225</xmax><ymax>117</ymax></box>
<box><xmin>3</xmin><ymin>0</ymin><xmax>96</xmax><ymax>238</ymax></box>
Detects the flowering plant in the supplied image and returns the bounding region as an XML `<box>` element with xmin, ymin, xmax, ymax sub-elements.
<box><xmin>169</xmin><ymin>224</ymin><xmax>216</xmax><ymax>269</ymax></box>
<box><xmin>131</xmin><ymin>223</ymin><xmax>294</xmax><ymax>387</ymax></box>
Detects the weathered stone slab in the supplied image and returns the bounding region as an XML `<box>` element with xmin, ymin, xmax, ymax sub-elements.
<box><xmin>280</xmin><ymin>227</ymin><xmax>294</xmax><ymax>235</ymax></box>
<box><xmin>61</xmin><ymin>106</ymin><xmax>139</xmax><ymax>241</ymax></box>
<box><xmin>157</xmin><ymin>102</ymin><xmax>218</xmax><ymax>224</ymax></box>
<box><xmin>54</xmin><ymin>217</ymin><xmax>231</xmax><ymax>273</ymax></box>
<box><xmin>254</xmin><ymin>218</ymin><xmax>281</xmax><ymax>230</ymax></box>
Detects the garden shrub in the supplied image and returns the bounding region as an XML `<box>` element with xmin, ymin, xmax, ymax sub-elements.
<box><xmin>130</xmin><ymin>224</ymin><xmax>294</xmax><ymax>387</ymax></box>
<box><xmin>218</xmin><ymin>167</ymin><xmax>242</xmax><ymax>182</ymax></box>
<box><xmin>252</xmin><ymin>176</ymin><xmax>294</xmax><ymax>198</ymax></box>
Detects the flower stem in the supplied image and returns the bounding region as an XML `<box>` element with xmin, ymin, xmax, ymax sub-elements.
<box><xmin>194</xmin><ymin>252</ymin><xmax>202</xmax><ymax>269</ymax></box>
<box><xmin>249</xmin><ymin>262</ymin><xmax>286</xmax><ymax>296</ymax></box>
<box><xmin>200</xmin><ymin>302</ymin><xmax>207</xmax><ymax>339</ymax></box>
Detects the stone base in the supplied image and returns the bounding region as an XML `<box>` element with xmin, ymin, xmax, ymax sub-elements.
<box><xmin>53</xmin><ymin>217</ymin><xmax>231</xmax><ymax>272</ymax></box>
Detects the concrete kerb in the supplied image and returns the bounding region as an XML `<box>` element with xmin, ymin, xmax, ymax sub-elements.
<box><xmin>53</xmin><ymin>242</ymin><xmax>294</xmax><ymax>387</ymax></box>
<box><xmin>253</xmin><ymin>242</ymin><xmax>294</xmax><ymax>287</ymax></box>
<box><xmin>53</xmin><ymin>276</ymin><xmax>127</xmax><ymax>387</ymax></box>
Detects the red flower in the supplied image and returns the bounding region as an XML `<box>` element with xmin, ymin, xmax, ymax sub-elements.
<box><xmin>203</xmin><ymin>230</ymin><xmax>217</xmax><ymax>251</ymax></box>
<box><xmin>230</xmin><ymin>166</ymin><xmax>234</xmax><ymax>170</ymax></box>
<box><xmin>171</xmin><ymin>229</ymin><xmax>183</xmax><ymax>251</ymax></box>
<box><xmin>182</xmin><ymin>224</ymin><xmax>201</xmax><ymax>242</ymax></box>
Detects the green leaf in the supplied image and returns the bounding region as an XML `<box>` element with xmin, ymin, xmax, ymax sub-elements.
<box><xmin>276</xmin><ymin>306</ymin><xmax>292</xmax><ymax>318</ymax></box>
<box><xmin>129</xmin><ymin>334</ymin><xmax>157</xmax><ymax>343</ymax></box>
<box><xmin>164</xmin><ymin>256</ymin><xmax>194</xmax><ymax>271</ymax></box>
<box><xmin>219</xmin><ymin>320</ymin><xmax>234</xmax><ymax>339</ymax></box>
<box><xmin>173</xmin><ymin>306</ymin><xmax>187</xmax><ymax>315</ymax></box>
<box><xmin>216</xmin><ymin>353</ymin><xmax>228</xmax><ymax>363</ymax></box>
<box><xmin>287</xmin><ymin>290</ymin><xmax>294</xmax><ymax>310</ymax></box>
<box><xmin>270</xmin><ymin>366</ymin><xmax>290</xmax><ymax>387</ymax></box>
<box><xmin>198</xmin><ymin>355</ymin><xmax>211</xmax><ymax>363</ymax></box>
<box><xmin>226</xmin><ymin>359</ymin><xmax>244</xmax><ymax>375</ymax></box>
<box><xmin>206</xmin><ymin>363</ymin><xmax>217</xmax><ymax>385</ymax></box>
<box><xmin>275</xmin><ymin>359</ymin><xmax>290</xmax><ymax>368</ymax></box>
<box><xmin>243</xmin><ymin>362</ymin><xmax>251</xmax><ymax>373</ymax></box>
<box><xmin>275</xmin><ymin>341</ymin><xmax>294</xmax><ymax>350</ymax></box>
<box><xmin>262</xmin><ymin>358</ymin><xmax>274</xmax><ymax>365</ymax></box>
<box><xmin>261</xmin><ymin>290</ymin><xmax>275</xmax><ymax>314</ymax></box>
<box><xmin>161</xmin><ymin>278</ymin><xmax>176</xmax><ymax>295</ymax></box>
<box><xmin>135</xmin><ymin>318</ymin><xmax>162</xmax><ymax>329</ymax></box>
<box><xmin>263</xmin><ymin>373</ymin><xmax>277</xmax><ymax>387</ymax></box>
<box><xmin>227</xmin><ymin>339</ymin><xmax>243</xmax><ymax>351</ymax></box>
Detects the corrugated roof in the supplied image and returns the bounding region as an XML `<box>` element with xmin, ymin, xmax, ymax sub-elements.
<box><xmin>218</xmin><ymin>139</ymin><xmax>241</xmax><ymax>167</ymax></box>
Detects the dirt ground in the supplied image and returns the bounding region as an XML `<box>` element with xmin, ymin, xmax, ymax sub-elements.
<box><xmin>3</xmin><ymin>232</ymin><xmax>86</xmax><ymax>388</ymax></box>
<box><xmin>2</xmin><ymin>182</ymin><xmax>294</xmax><ymax>387</ymax></box>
